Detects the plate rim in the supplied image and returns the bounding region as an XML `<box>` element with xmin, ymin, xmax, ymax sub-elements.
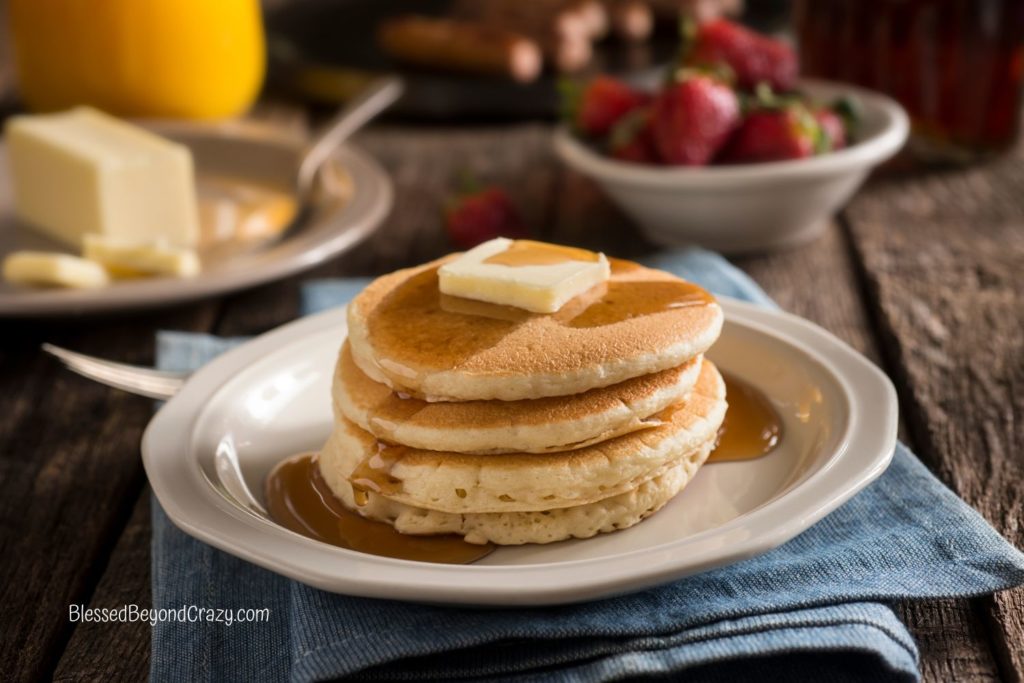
<box><xmin>0</xmin><ymin>143</ymin><xmax>392</xmax><ymax>317</ymax></box>
<box><xmin>143</xmin><ymin>298</ymin><xmax>898</xmax><ymax>605</ymax></box>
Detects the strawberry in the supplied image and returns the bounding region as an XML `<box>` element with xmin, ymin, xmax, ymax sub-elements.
<box><xmin>687</xmin><ymin>19</ymin><xmax>797</xmax><ymax>92</ymax></box>
<box><xmin>652</xmin><ymin>74</ymin><xmax>740</xmax><ymax>166</ymax></box>
<box><xmin>565</xmin><ymin>76</ymin><xmax>649</xmax><ymax>138</ymax></box>
<box><xmin>444</xmin><ymin>187</ymin><xmax>528</xmax><ymax>249</ymax></box>
<box><xmin>719</xmin><ymin>106</ymin><xmax>821</xmax><ymax>163</ymax></box>
<box><xmin>814</xmin><ymin>107</ymin><xmax>847</xmax><ymax>151</ymax></box>
<box><xmin>608</xmin><ymin>107</ymin><xmax>658</xmax><ymax>163</ymax></box>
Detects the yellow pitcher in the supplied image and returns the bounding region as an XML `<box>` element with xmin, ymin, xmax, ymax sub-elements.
<box><xmin>9</xmin><ymin>0</ymin><xmax>265</xmax><ymax>119</ymax></box>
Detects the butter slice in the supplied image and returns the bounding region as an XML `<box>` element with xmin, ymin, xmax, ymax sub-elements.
<box><xmin>3</xmin><ymin>251</ymin><xmax>109</xmax><ymax>289</ymax></box>
<box><xmin>83</xmin><ymin>235</ymin><xmax>200</xmax><ymax>278</ymax></box>
<box><xmin>438</xmin><ymin>238</ymin><xmax>610</xmax><ymax>313</ymax></box>
<box><xmin>5</xmin><ymin>107</ymin><xmax>199</xmax><ymax>249</ymax></box>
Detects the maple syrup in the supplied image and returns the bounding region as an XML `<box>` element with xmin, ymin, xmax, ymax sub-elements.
<box><xmin>348</xmin><ymin>442</ymin><xmax>406</xmax><ymax>504</ymax></box>
<box><xmin>366</xmin><ymin>264</ymin><xmax>714</xmax><ymax>371</ymax></box>
<box><xmin>197</xmin><ymin>175</ymin><xmax>297</xmax><ymax>247</ymax></box>
<box><xmin>264</xmin><ymin>452</ymin><xmax>493</xmax><ymax>564</ymax></box>
<box><xmin>483</xmin><ymin>240</ymin><xmax>601</xmax><ymax>266</ymax></box>
<box><xmin>567</xmin><ymin>280</ymin><xmax>714</xmax><ymax>328</ymax></box>
<box><xmin>708</xmin><ymin>373</ymin><xmax>782</xmax><ymax>463</ymax></box>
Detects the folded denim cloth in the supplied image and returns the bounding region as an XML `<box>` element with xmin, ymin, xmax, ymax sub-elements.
<box><xmin>152</xmin><ymin>248</ymin><xmax>1024</xmax><ymax>683</ymax></box>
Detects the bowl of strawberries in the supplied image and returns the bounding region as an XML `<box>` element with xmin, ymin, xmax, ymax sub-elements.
<box><xmin>555</xmin><ymin>19</ymin><xmax>909</xmax><ymax>254</ymax></box>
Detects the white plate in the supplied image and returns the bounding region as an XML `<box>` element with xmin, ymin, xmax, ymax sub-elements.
<box><xmin>0</xmin><ymin>123</ymin><xmax>392</xmax><ymax>316</ymax></box>
<box><xmin>143</xmin><ymin>299</ymin><xmax>897</xmax><ymax>606</ymax></box>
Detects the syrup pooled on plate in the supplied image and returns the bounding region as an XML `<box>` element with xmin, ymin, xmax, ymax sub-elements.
<box><xmin>264</xmin><ymin>452</ymin><xmax>493</xmax><ymax>564</ymax></box>
<box><xmin>197</xmin><ymin>175</ymin><xmax>297</xmax><ymax>248</ymax></box>
<box><xmin>708</xmin><ymin>373</ymin><xmax>783</xmax><ymax>463</ymax></box>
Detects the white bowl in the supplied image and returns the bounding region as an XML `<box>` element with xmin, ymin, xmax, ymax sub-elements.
<box><xmin>555</xmin><ymin>79</ymin><xmax>909</xmax><ymax>254</ymax></box>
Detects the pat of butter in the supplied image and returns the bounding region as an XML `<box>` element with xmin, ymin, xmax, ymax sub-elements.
<box><xmin>3</xmin><ymin>251</ymin><xmax>109</xmax><ymax>289</ymax></box>
<box><xmin>438</xmin><ymin>238</ymin><xmax>610</xmax><ymax>313</ymax></box>
<box><xmin>5</xmin><ymin>107</ymin><xmax>199</xmax><ymax>249</ymax></box>
<box><xmin>83</xmin><ymin>235</ymin><xmax>200</xmax><ymax>278</ymax></box>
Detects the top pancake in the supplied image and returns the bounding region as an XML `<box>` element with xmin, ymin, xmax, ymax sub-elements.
<box><xmin>347</xmin><ymin>256</ymin><xmax>723</xmax><ymax>401</ymax></box>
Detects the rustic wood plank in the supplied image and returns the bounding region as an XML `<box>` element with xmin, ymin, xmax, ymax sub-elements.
<box><xmin>547</xmin><ymin>167</ymin><xmax>651</xmax><ymax>257</ymax></box>
<box><xmin>51</xmin><ymin>492</ymin><xmax>152</xmax><ymax>683</ymax></box>
<box><xmin>900</xmin><ymin>598</ymin><xmax>1005</xmax><ymax>683</ymax></box>
<box><xmin>0</xmin><ymin>303</ymin><xmax>216</xmax><ymax>683</ymax></box>
<box><xmin>844</xmin><ymin>155</ymin><xmax>1024</xmax><ymax>682</ymax></box>
<box><xmin>0</xmin><ymin>0</ymin><xmax>14</xmax><ymax>108</ymax></box>
<box><xmin>735</xmin><ymin>225</ymin><xmax>878</xmax><ymax>356</ymax></box>
<box><xmin>737</xmin><ymin>223</ymin><xmax>1006</xmax><ymax>683</ymax></box>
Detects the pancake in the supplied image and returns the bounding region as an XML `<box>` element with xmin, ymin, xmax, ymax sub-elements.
<box><xmin>333</xmin><ymin>341</ymin><xmax>704</xmax><ymax>455</ymax></box>
<box><xmin>319</xmin><ymin>441</ymin><xmax>714</xmax><ymax>545</ymax></box>
<box><xmin>346</xmin><ymin>256</ymin><xmax>723</xmax><ymax>401</ymax></box>
<box><xmin>320</xmin><ymin>360</ymin><xmax>727</xmax><ymax>514</ymax></box>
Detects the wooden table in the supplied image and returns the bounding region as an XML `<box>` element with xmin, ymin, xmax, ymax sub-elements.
<box><xmin>0</xmin><ymin>101</ymin><xmax>1022</xmax><ymax>682</ymax></box>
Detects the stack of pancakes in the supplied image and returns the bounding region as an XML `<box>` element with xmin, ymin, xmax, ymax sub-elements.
<box><xmin>319</xmin><ymin>256</ymin><xmax>727</xmax><ymax>545</ymax></box>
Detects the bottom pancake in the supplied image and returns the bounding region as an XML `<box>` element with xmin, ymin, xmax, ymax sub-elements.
<box><xmin>319</xmin><ymin>439</ymin><xmax>714</xmax><ymax>545</ymax></box>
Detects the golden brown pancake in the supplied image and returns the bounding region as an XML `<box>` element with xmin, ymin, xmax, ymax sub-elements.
<box><xmin>320</xmin><ymin>442</ymin><xmax>715</xmax><ymax>545</ymax></box>
<box><xmin>346</xmin><ymin>256</ymin><xmax>723</xmax><ymax>401</ymax></box>
<box><xmin>320</xmin><ymin>360</ymin><xmax>727</xmax><ymax>514</ymax></box>
<box><xmin>333</xmin><ymin>342</ymin><xmax>704</xmax><ymax>454</ymax></box>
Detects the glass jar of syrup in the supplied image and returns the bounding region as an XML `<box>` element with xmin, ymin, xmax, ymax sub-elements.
<box><xmin>794</xmin><ymin>0</ymin><xmax>1024</xmax><ymax>163</ymax></box>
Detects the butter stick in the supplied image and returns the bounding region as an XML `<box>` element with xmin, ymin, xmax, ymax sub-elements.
<box><xmin>5</xmin><ymin>107</ymin><xmax>199</xmax><ymax>249</ymax></box>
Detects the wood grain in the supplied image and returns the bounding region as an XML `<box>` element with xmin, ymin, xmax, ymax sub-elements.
<box><xmin>0</xmin><ymin>304</ymin><xmax>215</xmax><ymax>682</ymax></box>
<box><xmin>51</xmin><ymin>493</ymin><xmax>152</xmax><ymax>683</ymax></box>
<box><xmin>845</xmin><ymin>156</ymin><xmax>1024</xmax><ymax>682</ymax></box>
<box><xmin>734</xmin><ymin>224</ymin><xmax>1003</xmax><ymax>683</ymax></box>
<box><xmin>0</xmin><ymin>0</ymin><xmax>14</xmax><ymax>108</ymax></box>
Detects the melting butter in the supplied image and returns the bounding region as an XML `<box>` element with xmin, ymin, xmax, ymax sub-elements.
<box><xmin>438</xmin><ymin>237</ymin><xmax>610</xmax><ymax>313</ymax></box>
<box><xmin>483</xmin><ymin>240</ymin><xmax>601</xmax><ymax>266</ymax></box>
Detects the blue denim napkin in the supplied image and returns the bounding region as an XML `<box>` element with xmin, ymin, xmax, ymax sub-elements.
<box><xmin>151</xmin><ymin>249</ymin><xmax>1024</xmax><ymax>683</ymax></box>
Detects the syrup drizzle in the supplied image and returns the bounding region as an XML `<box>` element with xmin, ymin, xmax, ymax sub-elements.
<box><xmin>349</xmin><ymin>442</ymin><xmax>406</xmax><ymax>504</ymax></box>
<box><xmin>365</xmin><ymin>262</ymin><xmax>715</xmax><ymax>372</ymax></box>
<box><xmin>483</xmin><ymin>240</ymin><xmax>601</xmax><ymax>266</ymax></box>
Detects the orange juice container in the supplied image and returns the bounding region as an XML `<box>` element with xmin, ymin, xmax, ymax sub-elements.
<box><xmin>9</xmin><ymin>0</ymin><xmax>266</xmax><ymax>119</ymax></box>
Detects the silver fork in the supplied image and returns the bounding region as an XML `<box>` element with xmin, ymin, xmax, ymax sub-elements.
<box><xmin>41</xmin><ymin>343</ymin><xmax>187</xmax><ymax>399</ymax></box>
